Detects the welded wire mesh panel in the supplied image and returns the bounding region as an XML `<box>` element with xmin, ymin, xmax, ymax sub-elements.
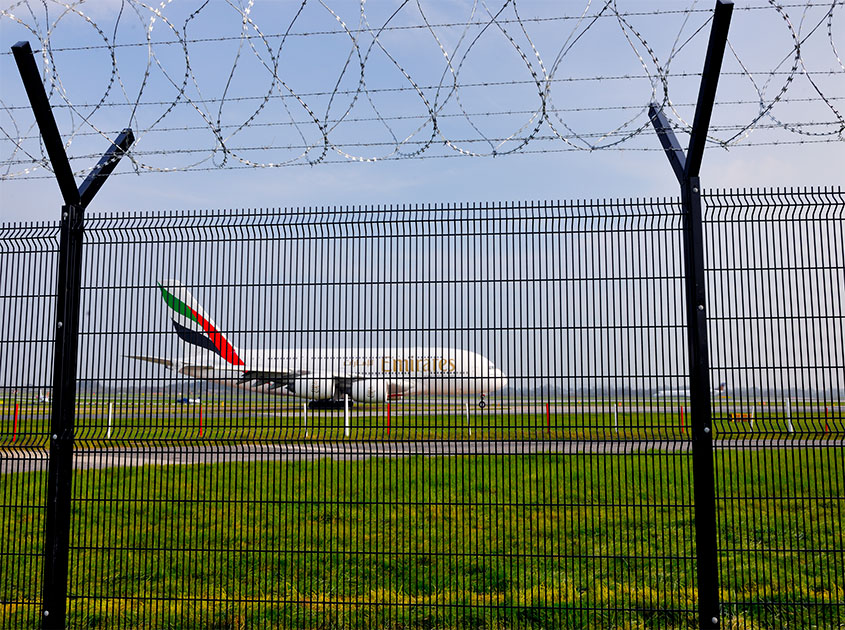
<box><xmin>51</xmin><ymin>201</ymin><xmax>703</xmax><ymax>628</ymax></box>
<box><xmin>6</xmin><ymin>192</ymin><xmax>840</xmax><ymax>628</ymax></box>
<box><xmin>705</xmin><ymin>189</ymin><xmax>845</xmax><ymax>629</ymax></box>
<box><xmin>0</xmin><ymin>223</ymin><xmax>58</xmax><ymax>628</ymax></box>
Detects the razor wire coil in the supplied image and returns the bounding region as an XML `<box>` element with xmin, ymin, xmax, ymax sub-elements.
<box><xmin>1</xmin><ymin>0</ymin><xmax>843</xmax><ymax>180</ymax></box>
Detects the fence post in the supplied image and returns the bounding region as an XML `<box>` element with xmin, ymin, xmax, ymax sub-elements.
<box><xmin>41</xmin><ymin>203</ymin><xmax>85</xmax><ymax>627</ymax></box>
<box><xmin>682</xmin><ymin>177</ymin><xmax>722</xmax><ymax>629</ymax></box>
<box><xmin>648</xmin><ymin>3</ymin><xmax>733</xmax><ymax>627</ymax></box>
<box><xmin>11</xmin><ymin>40</ymin><xmax>135</xmax><ymax>629</ymax></box>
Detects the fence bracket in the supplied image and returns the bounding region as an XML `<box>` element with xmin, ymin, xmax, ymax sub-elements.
<box><xmin>11</xmin><ymin>40</ymin><xmax>134</xmax><ymax>630</ymax></box>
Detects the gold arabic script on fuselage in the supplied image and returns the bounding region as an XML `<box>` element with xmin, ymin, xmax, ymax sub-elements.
<box><xmin>343</xmin><ymin>357</ymin><xmax>458</xmax><ymax>373</ymax></box>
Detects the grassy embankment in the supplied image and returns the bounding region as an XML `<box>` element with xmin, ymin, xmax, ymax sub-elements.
<box><xmin>1</xmin><ymin>449</ymin><xmax>842</xmax><ymax>629</ymax></box>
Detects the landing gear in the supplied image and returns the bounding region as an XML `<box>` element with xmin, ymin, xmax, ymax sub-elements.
<box><xmin>308</xmin><ymin>399</ymin><xmax>353</xmax><ymax>411</ymax></box>
<box><xmin>477</xmin><ymin>394</ymin><xmax>487</xmax><ymax>409</ymax></box>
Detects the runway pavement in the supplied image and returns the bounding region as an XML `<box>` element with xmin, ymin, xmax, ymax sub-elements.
<box><xmin>1</xmin><ymin>437</ymin><xmax>842</xmax><ymax>474</ymax></box>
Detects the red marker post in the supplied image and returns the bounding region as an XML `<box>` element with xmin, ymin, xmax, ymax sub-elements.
<box><xmin>12</xmin><ymin>403</ymin><xmax>19</xmax><ymax>443</ymax></box>
<box><xmin>546</xmin><ymin>402</ymin><xmax>550</xmax><ymax>435</ymax></box>
<box><xmin>680</xmin><ymin>406</ymin><xmax>686</xmax><ymax>434</ymax></box>
<box><xmin>386</xmin><ymin>402</ymin><xmax>391</xmax><ymax>436</ymax></box>
<box><xmin>199</xmin><ymin>405</ymin><xmax>204</xmax><ymax>438</ymax></box>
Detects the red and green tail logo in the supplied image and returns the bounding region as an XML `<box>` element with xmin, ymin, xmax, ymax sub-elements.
<box><xmin>158</xmin><ymin>281</ymin><xmax>244</xmax><ymax>366</ymax></box>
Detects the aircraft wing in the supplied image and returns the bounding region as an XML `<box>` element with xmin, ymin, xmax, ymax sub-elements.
<box><xmin>237</xmin><ymin>369</ymin><xmax>311</xmax><ymax>391</ymax></box>
<box><xmin>127</xmin><ymin>355</ymin><xmax>177</xmax><ymax>370</ymax></box>
<box><xmin>239</xmin><ymin>369</ymin><xmax>409</xmax><ymax>388</ymax></box>
<box><xmin>238</xmin><ymin>370</ymin><xmax>415</xmax><ymax>399</ymax></box>
<box><xmin>128</xmin><ymin>355</ymin><xmax>234</xmax><ymax>379</ymax></box>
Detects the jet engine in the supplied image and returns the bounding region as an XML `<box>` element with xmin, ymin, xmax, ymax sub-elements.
<box><xmin>287</xmin><ymin>377</ymin><xmax>334</xmax><ymax>400</ymax></box>
<box><xmin>349</xmin><ymin>380</ymin><xmax>388</xmax><ymax>402</ymax></box>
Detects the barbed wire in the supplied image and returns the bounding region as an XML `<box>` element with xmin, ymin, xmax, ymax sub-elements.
<box><xmin>2</xmin><ymin>2</ymin><xmax>839</xmax><ymax>53</ymax></box>
<box><xmin>3</xmin><ymin>72</ymin><xmax>841</xmax><ymax>114</ymax></box>
<box><xmin>5</xmin><ymin>96</ymin><xmax>842</xmax><ymax>145</ymax></box>
<box><xmin>6</xmin><ymin>136</ymin><xmax>838</xmax><ymax>182</ymax></box>
<box><xmin>0</xmin><ymin>0</ymin><xmax>842</xmax><ymax>180</ymax></box>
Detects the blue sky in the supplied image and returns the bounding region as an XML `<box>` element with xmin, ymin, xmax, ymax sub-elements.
<box><xmin>1</xmin><ymin>2</ymin><xmax>842</xmax><ymax>398</ymax></box>
<box><xmin>0</xmin><ymin>1</ymin><xmax>842</xmax><ymax>222</ymax></box>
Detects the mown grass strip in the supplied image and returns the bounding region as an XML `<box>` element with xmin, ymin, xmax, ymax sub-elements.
<box><xmin>2</xmin><ymin>448</ymin><xmax>842</xmax><ymax>629</ymax></box>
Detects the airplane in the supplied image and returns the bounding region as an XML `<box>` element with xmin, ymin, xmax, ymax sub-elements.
<box><xmin>130</xmin><ymin>280</ymin><xmax>508</xmax><ymax>410</ymax></box>
<box><xmin>655</xmin><ymin>382</ymin><xmax>727</xmax><ymax>399</ymax></box>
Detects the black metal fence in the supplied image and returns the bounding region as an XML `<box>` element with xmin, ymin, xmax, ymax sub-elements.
<box><xmin>1</xmin><ymin>189</ymin><xmax>842</xmax><ymax>629</ymax></box>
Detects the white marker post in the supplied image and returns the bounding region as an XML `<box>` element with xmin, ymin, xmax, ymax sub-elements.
<box><xmin>786</xmin><ymin>398</ymin><xmax>794</xmax><ymax>433</ymax></box>
<box><xmin>344</xmin><ymin>394</ymin><xmax>350</xmax><ymax>437</ymax></box>
<box><xmin>107</xmin><ymin>402</ymin><xmax>113</xmax><ymax>439</ymax></box>
<box><xmin>465</xmin><ymin>402</ymin><xmax>471</xmax><ymax>436</ymax></box>
<box><xmin>750</xmin><ymin>408</ymin><xmax>755</xmax><ymax>432</ymax></box>
<box><xmin>613</xmin><ymin>404</ymin><xmax>619</xmax><ymax>434</ymax></box>
<box><xmin>303</xmin><ymin>403</ymin><xmax>308</xmax><ymax>437</ymax></box>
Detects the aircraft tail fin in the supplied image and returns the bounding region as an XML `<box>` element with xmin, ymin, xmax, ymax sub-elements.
<box><xmin>157</xmin><ymin>280</ymin><xmax>244</xmax><ymax>367</ymax></box>
<box><xmin>715</xmin><ymin>382</ymin><xmax>727</xmax><ymax>396</ymax></box>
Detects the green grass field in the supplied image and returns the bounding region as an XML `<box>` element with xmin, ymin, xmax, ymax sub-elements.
<box><xmin>2</xmin><ymin>447</ymin><xmax>842</xmax><ymax>629</ymax></box>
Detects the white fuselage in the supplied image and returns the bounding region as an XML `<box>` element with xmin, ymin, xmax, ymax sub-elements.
<box><xmin>179</xmin><ymin>346</ymin><xmax>507</xmax><ymax>401</ymax></box>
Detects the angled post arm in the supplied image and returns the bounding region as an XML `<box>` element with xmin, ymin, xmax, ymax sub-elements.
<box><xmin>79</xmin><ymin>129</ymin><xmax>135</xmax><ymax>209</ymax></box>
<box><xmin>11</xmin><ymin>41</ymin><xmax>80</xmax><ymax>207</ymax></box>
